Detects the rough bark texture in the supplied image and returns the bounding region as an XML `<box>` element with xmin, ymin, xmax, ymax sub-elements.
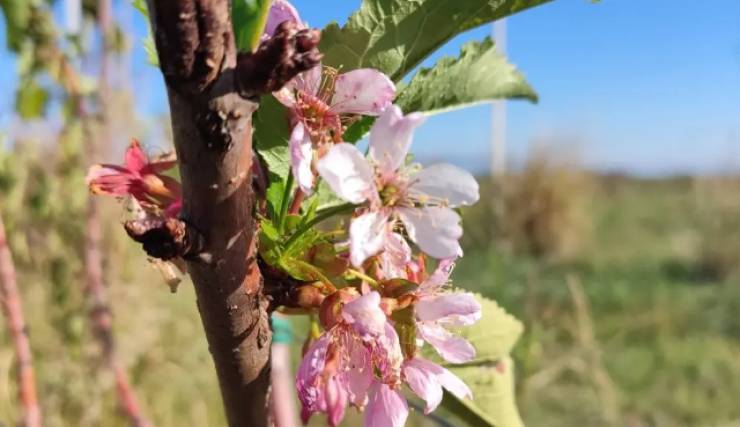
<box><xmin>145</xmin><ymin>2</ymin><xmax>320</xmax><ymax>423</ymax></box>
<box><xmin>147</xmin><ymin>1</ymin><xmax>274</xmax><ymax>425</ymax></box>
<box><xmin>0</xmin><ymin>210</ymin><xmax>42</xmax><ymax>427</ymax></box>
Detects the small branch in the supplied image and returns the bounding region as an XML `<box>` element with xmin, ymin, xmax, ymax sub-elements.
<box><xmin>235</xmin><ymin>21</ymin><xmax>322</xmax><ymax>99</ymax></box>
<box><xmin>0</xmin><ymin>209</ymin><xmax>42</xmax><ymax>427</ymax></box>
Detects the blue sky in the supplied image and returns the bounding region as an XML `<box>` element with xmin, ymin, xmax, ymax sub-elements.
<box><xmin>2</xmin><ymin>0</ymin><xmax>740</xmax><ymax>175</ymax></box>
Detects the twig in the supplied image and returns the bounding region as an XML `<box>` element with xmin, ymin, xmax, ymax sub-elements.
<box><xmin>0</xmin><ymin>209</ymin><xmax>42</xmax><ymax>427</ymax></box>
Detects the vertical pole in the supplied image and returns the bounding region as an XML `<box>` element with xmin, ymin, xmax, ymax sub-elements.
<box><xmin>491</xmin><ymin>19</ymin><xmax>508</xmax><ymax>178</ymax></box>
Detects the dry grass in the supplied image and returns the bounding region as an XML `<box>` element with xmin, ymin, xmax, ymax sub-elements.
<box><xmin>464</xmin><ymin>145</ymin><xmax>593</xmax><ymax>262</ymax></box>
<box><xmin>693</xmin><ymin>176</ymin><xmax>740</xmax><ymax>280</ymax></box>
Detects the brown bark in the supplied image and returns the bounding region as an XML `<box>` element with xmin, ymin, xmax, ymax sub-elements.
<box><xmin>144</xmin><ymin>1</ymin><xmax>319</xmax><ymax>425</ymax></box>
<box><xmin>0</xmin><ymin>209</ymin><xmax>42</xmax><ymax>427</ymax></box>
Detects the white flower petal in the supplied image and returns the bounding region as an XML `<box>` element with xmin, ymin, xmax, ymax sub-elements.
<box><xmin>289</xmin><ymin>123</ymin><xmax>315</xmax><ymax>194</ymax></box>
<box><xmin>398</xmin><ymin>206</ymin><xmax>463</xmax><ymax>259</ymax></box>
<box><xmin>263</xmin><ymin>0</ymin><xmax>303</xmax><ymax>37</ymax></box>
<box><xmin>410</xmin><ymin>163</ymin><xmax>480</xmax><ymax>207</ymax></box>
<box><xmin>365</xmin><ymin>382</ymin><xmax>408</xmax><ymax>427</ymax></box>
<box><xmin>402</xmin><ymin>358</ymin><xmax>444</xmax><ymax>413</ymax></box>
<box><xmin>417</xmin><ymin>323</ymin><xmax>476</xmax><ymax>364</ymax></box>
<box><xmin>273</xmin><ymin>64</ymin><xmax>322</xmax><ymax>107</ymax></box>
<box><xmin>415</xmin><ymin>293</ymin><xmax>482</xmax><ymax>325</ymax></box>
<box><xmin>379</xmin><ymin>232</ymin><xmax>412</xmax><ymax>280</ymax></box>
<box><xmin>349</xmin><ymin>210</ymin><xmax>391</xmax><ymax>267</ymax></box>
<box><xmin>331</xmin><ymin>69</ymin><xmax>395</xmax><ymax>115</ymax></box>
<box><xmin>418</xmin><ymin>258</ymin><xmax>455</xmax><ymax>295</ymax></box>
<box><xmin>438</xmin><ymin>366</ymin><xmax>473</xmax><ymax>401</ymax></box>
<box><xmin>368</xmin><ymin>105</ymin><xmax>425</xmax><ymax>177</ymax></box>
<box><xmin>342</xmin><ymin>291</ymin><xmax>386</xmax><ymax>338</ymax></box>
<box><xmin>316</xmin><ymin>143</ymin><xmax>375</xmax><ymax>204</ymax></box>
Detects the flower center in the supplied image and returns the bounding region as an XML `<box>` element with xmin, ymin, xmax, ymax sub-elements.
<box><xmin>296</xmin><ymin>92</ymin><xmax>343</xmax><ymax>144</ymax></box>
<box><xmin>379</xmin><ymin>183</ymin><xmax>403</xmax><ymax>206</ymax></box>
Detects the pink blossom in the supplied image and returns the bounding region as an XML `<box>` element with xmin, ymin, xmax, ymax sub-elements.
<box><xmin>86</xmin><ymin>139</ymin><xmax>181</xmax><ymax>216</ymax></box>
<box><xmin>364</xmin><ymin>381</ymin><xmax>408</xmax><ymax>427</ymax></box>
<box><xmin>296</xmin><ymin>291</ymin><xmax>403</xmax><ymax>425</ymax></box>
<box><xmin>377</xmin><ymin>232</ymin><xmax>413</xmax><ymax>280</ymax></box>
<box><xmin>316</xmin><ymin>106</ymin><xmax>480</xmax><ymax>266</ymax></box>
<box><xmin>402</xmin><ymin>357</ymin><xmax>472</xmax><ymax>413</ymax></box>
<box><xmin>414</xmin><ymin>260</ymin><xmax>482</xmax><ymax>364</ymax></box>
<box><xmin>274</xmin><ymin>64</ymin><xmax>395</xmax><ymax>194</ymax></box>
<box><xmin>263</xmin><ymin>0</ymin><xmax>302</xmax><ymax>38</ymax></box>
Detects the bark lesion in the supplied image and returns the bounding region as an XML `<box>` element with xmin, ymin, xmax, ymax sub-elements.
<box><xmin>124</xmin><ymin>217</ymin><xmax>205</xmax><ymax>261</ymax></box>
<box><xmin>235</xmin><ymin>21</ymin><xmax>322</xmax><ymax>99</ymax></box>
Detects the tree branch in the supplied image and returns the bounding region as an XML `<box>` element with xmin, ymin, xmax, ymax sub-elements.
<box><xmin>0</xmin><ymin>210</ymin><xmax>42</xmax><ymax>427</ymax></box>
<box><xmin>146</xmin><ymin>1</ymin><xmax>320</xmax><ymax>425</ymax></box>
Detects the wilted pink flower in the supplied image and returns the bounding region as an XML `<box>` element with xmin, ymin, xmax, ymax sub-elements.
<box><xmin>296</xmin><ymin>291</ymin><xmax>403</xmax><ymax>426</ymax></box>
<box><xmin>414</xmin><ymin>259</ymin><xmax>482</xmax><ymax>363</ymax></box>
<box><xmin>316</xmin><ymin>106</ymin><xmax>480</xmax><ymax>266</ymax></box>
<box><xmin>263</xmin><ymin>0</ymin><xmax>302</xmax><ymax>38</ymax></box>
<box><xmin>86</xmin><ymin>139</ymin><xmax>181</xmax><ymax>216</ymax></box>
<box><xmin>364</xmin><ymin>381</ymin><xmax>408</xmax><ymax>427</ymax></box>
<box><xmin>402</xmin><ymin>357</ymin><xmax>472</xmax><ymax>414</ymax></box>
<box><xmin>275</xmin><ymin>66</ymin><xmax>396</xmax><ymax>194</ymax></box>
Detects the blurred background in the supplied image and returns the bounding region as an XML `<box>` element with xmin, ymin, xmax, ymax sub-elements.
<box><xmin>1</xmin><ymin>0</ymin><xmax>740</xmax><ymax>426</ymax></box>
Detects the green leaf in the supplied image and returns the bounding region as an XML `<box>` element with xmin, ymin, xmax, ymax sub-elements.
<box><xmin>444</xmin><ymin>357</ymin><xmax>525</xmax><ymax>427</ymax></box>
<box><xmin>279</xmin><ymin>256</ymin><xmax>331</xmax><ymax>283</ymax></box>
<box><xmin>452</xmin><ymin>293</ymin><xmax>524</xmax><ymax>363</ymax></box>
<box><xmin>439</xmin><ymin>389</ymin><xmax>497</xmax><ymax>427</ymax></box>
<box><xmin>143</xmin><ymin>36</ymin><xmax>159</xmax><ymax>66</ymax></box>
<box><xmin>430</xmin><ymin>295</ymin><xmax>526</xmax><ymax>427</ymax></box>
<box><xmin>131</xmin><ymin>0</ymin><xmax>159</xmax><ymax>66</ymax></box>
<box><xmin>319</xmin><ymin>0</ymin><xmax>552</xmax><ymax>81</ymax></box>
<box><xmin>265</xmin><ymin>179</ymin><xmax>286</xmax><ymax>221</ymax></box>
<box><xmin>232</xmin><ymin>0</ymin><xmax>272</xmax><ymax>52</ymax></box>
<box><xmin>342</xmin><ymin>116</ymin><xmax>374</xmax><ymax>143</ymax></box>
<box><xmin>254</xmin><ymin>95</ymin><xmax>292</xmax><ymax>181</ymax></box>
<box><xmin>0</xmin><ymin>0</ymin><xmax>31</xmax><ymax>51</ymax></box>
<box><xmin>259</xmin><ymin>217</ymin><xmax>282</xmax><ymax>264</ymax></box>
<box><xmin>396</xmin><ymin>37</ymin><xmax>537</xmax><ymax>116</ymax></box>
<box><xmin>131</xmin><ymin>0</ymin><xmax>147</xmax><ymax>15</ymax></box>
<box><xmin>15</xmin><ymin>81</ymin><xmax>49</xmax><ymax>119</ymax></box>
<box><xmin>312</xmin><ymin>179</ymin><xmax>346</xmax><ymax>211</ymax></box>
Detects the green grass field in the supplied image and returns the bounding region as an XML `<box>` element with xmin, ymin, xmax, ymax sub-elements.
<box><xmin>2</xmin><ymin>169</ymin><xmax>740</xmax><ymax>426</ymax></box>
<box><xmin>455</xmin><ymin>177</ymin><xmax>740</xmax><ymax>427</ymax></box>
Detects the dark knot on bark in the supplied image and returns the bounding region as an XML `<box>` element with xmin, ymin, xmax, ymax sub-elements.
<box><xmin>124</xmin><ymin>217</ymin><xmax>205</xmax><ymax>261</ymax></box>
<box><xmin>235</xmin><ymin>21</ymin><xmax>322</xmax><ymax>99</ymax></box>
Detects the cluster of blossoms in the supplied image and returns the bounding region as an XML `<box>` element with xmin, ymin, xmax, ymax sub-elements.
<box><xmin>267</xmin><ymin>3</ymin><xmax>483</xmax><ymax>426</ymax></box>
<box><xmin>86</xmin><ymin>2</ymin><xmax>483</xmax><ymax>426</ymax></box>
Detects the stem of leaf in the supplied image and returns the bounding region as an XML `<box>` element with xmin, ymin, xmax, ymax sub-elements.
<box><xmin>281</xmin><ymin>202</ymin><xmax>355</xmax><ymax>254</ymax></box>
<box><xmin>346</xmin><ymin>268</ymin><xmax>379</xmax><ymax>287</ymax></box>
<box><xmin>277</xmin><ymin>172</ymin><xmax>294</xmax><ymax>233</ymax></box>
